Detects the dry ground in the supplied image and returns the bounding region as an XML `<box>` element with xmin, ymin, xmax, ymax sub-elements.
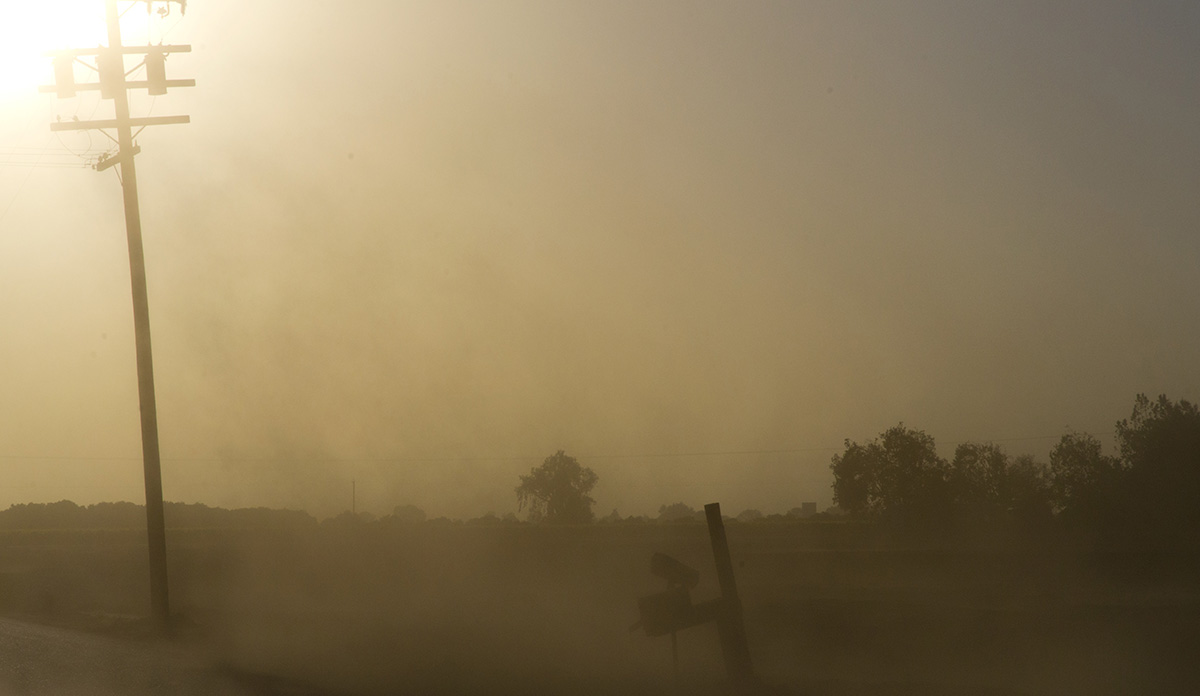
<box><xmin>1</xmin><ymin>523</ymin><xmax>1197</xmax><ymax>695</ymax></box>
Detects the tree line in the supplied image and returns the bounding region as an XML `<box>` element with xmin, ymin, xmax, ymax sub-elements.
<box><xmin>829</xmin><ymin>394</ymin><xmax>1200</xmax><ymax>547</ymax></box>
<box><xmin>0</xmin><ymin>500</ymin><xmax>317</xmax><ymax>531</ymax></box>
<box><xmin>509</xmin><ymin>393</ymin><xmax>1200</xmax><ymax>549</ymax></box>
<box><xmin>5</xmin><ymin>393</ymin><xmax>1192</xmax><ymax>543</ymax></box>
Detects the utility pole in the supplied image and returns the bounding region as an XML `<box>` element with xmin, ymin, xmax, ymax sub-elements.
<box><xmin>43</xmin><ymin>0</ymin><xmax>193</xmax><ymax>632</ymax></box>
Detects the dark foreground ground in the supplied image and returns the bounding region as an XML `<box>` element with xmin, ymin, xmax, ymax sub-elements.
<box><xmin>0</xmin><ymin>522</ymin><xmax>1197</xmax><ymax>695</ymax></box>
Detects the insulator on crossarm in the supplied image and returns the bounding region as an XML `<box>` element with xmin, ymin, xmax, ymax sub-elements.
<box><xmin>99</xmin><ymin>50</ymin><xmax>124</xmax><ymax>100</ymax></box>
<box><xmin>53</xmin><ymin>56</ymin><xmax>76</xmax><ymax>99</ymax></box>
<box><xmin>146</xmin><ymin>52</ymin><xmax>168</xmax><ymax>95</ymax></box>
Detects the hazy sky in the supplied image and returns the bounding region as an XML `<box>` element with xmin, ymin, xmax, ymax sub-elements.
<box><xmin>1</xmin><ymin>1</ymin><xmax>1198</xmax><ymax>519</ymax></box>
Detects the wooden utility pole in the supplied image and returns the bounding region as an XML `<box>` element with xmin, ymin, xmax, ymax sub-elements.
<box><xmin>44</xmin><ymin>0</ymin><xmax>193</xmax><ymax>632</ymax></box>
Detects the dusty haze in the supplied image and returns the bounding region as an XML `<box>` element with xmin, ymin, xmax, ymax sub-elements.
<box><xmin>1</xmin><ymin>1</ymin><xmax>1198</xmax><ymax>519</ymax></box>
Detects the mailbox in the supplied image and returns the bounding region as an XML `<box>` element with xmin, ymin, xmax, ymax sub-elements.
<box><xmin>637</xmin><ymin>586</ymin><xmax>693</xmax><ymax>637</ymax></box>
<box><xmin>651</xmin><ymin>551</ymin><xmax>699</xmax><ymax>589</ymax></box>
<box><xmin>636</xmin><ymin>553</ymin><xmax>709</xmax><ymax>636</ymax></box>
<box><xmin>632</xmin><ymin>503</ymin><xmax>755</xmax><ymax>685</ymax></box>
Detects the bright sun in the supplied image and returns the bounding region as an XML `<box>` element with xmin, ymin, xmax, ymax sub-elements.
<box><xmin>0</xmin><ymin>5</ymin><xmax>103</xmax><ymax>101</ymax></box>
<box><xmin>0</xmin><ymin>2</ymin><xmax>175</xmax><ymax>102</ymax></box>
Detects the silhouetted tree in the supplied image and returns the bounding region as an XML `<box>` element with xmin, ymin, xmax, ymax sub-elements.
<box><xmin>467</xmin><ymin>512</ymin><xmax>501</xmax><ymax>525</ymax></box>
<box><xmin>947</xmin><ymin>443</ymin><xmax>1053</xmax><ymax>534</ymax></box>
<box><xmin>2</xmin><ymin>501</ymin><xmax>84</xmax><ymax>529</ymax></box>
<box><xmin>390</xmin><ymin>504</ymin><xmax>427</xmax><ymax>525</ymax></box>
<box><xmin>85</xmin><ymin>501</ymin><xmax>143</xmax><ymax>528</ymax></box>
<box><xmin>0</xmin><ymin>501</ymin><xmax>316</xmax><ymax>530</ymax></box>
<box><xmin>1047</xmin><ymin>431</ymin><xmax>1122</xmax><ymax>523</ymax></box>
<box><xmin>1116</xmin><ymin>394</ymin><xmax>1200</xmax><ymax>546</ymax></box>
<box><xmin>321</xmin><ymin>510</ymin><xmax>373</xmax><ymax>531</ymax></box>
<box><xmin>1002</xmin><ymin>454</ymin><xmax>1054</xmax><ymax>527</ymax></box>
<box><xmin>657</xmin><ymin>502</ymin><xmax>701</xmax><ymax>522</ymax></box>
<box><xmin>949</xmin><ymin>442</ymin><xmax>1009</xmax><ymax>509</ymax></box>
<box><xmin>515</xmin><ymin>451</ymin><xmax>598</xmax><ymax>524</ymax></box>
<box><xmin>830</xmin><ymin>424</ymin><xmax>951</xmax><ymax>528</ymax></box>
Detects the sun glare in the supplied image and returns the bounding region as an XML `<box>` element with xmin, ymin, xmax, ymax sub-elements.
<box><xmin>0</xmin><ymin>2</ymin><xmax>174</xmax><ymax>102</ymax></box>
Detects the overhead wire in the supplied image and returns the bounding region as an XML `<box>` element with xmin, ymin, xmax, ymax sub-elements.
<box><xmin>0</xmin><ymin>133</ymin><xmax>58</xmax><ymax>227</ymax></box>
<box><xmin>0</xmin><ymin>144</ymin><xmax>102</xmax><ymax>167</ymax></box>
<box><xmin>157</xmin><ymin>10</ymin><xmax>186</xmax><ymax>44</ymax></box>
<box><xmin>0</xmin><ymin>432</ymin><xmax>1089</xmax><ymax>467</ymax></box>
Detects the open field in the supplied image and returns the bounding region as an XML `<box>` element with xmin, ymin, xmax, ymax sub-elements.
<box><xmin>1</xmin><ymin>522</ymin><xmax>1197</xmax><ymax>695</ymax></box>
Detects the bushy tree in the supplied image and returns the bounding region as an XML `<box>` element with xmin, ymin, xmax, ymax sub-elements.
<box><xmin>1116</xmin><ymin>394</ymin><xmax>1200</xmax><ymax>545</ymax></box>
<box><xmin>1002</xmin><ymin>454</ymin><xmax>1054</xmax><ymax>526</ymax></box>
<box><xmin>390</xmin><ymin>504</ymin><xmax>427</xmax><ymax>525</ymax></box>
<box><xmin>830</xmin><ymin>424</ymin><xmax>951</xmax><ymax>526</ymax></box>
<box><xmin>599</xmin><ymin>508</ymin><xmax>622</xmax><ymax>524</ymax></box>
<box><xmin>828</xmin><ymin>394</ymin><xmax>1200</xmax><ymax>546</ymax></box>
<box><xmin>736</xmin><ymin>509</ymin><xmax>764</xmax><ymax>523</ymax></box>
<box><xmin>516</xmin><ymin>451</ymin><xmax>598</xmax><ymax>524</ymax></box>
<box><xmin>657</xmin><ymin>502</ymin><xmax>701</xmax><ymax>522</ymax></box>
<box><xmin>949</xmin><ymin>442</ymin><xmax>1009</xmax><ymax>508</ymax></box>
<box><xmin>949</xmin><ymin>443</ymin><xmax>1052</xmax><ymax>529</ymax></box>
<box><xmin>1047</xmin><ymin>431</ymin><xmax>1122</xmax><ymax>520</ymax></box>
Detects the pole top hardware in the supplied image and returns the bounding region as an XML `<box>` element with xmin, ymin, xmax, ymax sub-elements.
<box><xmin>130</xmin><ymin>0</ymin><xmax>188</xmax><ymax>15</ymax></box>
<box><xmin>94</xmin><ymin>145</ymin><xmax>142</xmax><ymax>172</ymax></box>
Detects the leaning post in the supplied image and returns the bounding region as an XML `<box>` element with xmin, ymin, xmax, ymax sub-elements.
<box><xmin>704</xmin><ymin>502</ymin><xmax>755</xmax><ymax>685</ymax></box>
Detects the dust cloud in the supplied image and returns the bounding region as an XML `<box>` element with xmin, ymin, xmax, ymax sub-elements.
<box><xmin>3</xmin><ymin>1</ymin><xmax>1198</xmax><ymax>517</ymax></box>
<box><xmin>0</xmin><ymin>3</ymin><xmax>1198</xmax><ymax>692</ymax></box>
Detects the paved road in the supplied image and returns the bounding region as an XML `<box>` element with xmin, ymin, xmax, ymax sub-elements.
<box><xmin>0</xmin><ymin>617</ymin><xmax>307</xmax><ymax>696</ymax></box>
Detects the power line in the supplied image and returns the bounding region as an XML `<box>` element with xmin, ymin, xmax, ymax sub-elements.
<box><xmin>0</xmin><ymin>433</ymin><xmax>1080</xmax><ymax>467</ymax></box>
<box><xmin>0</xmin><ymin>146</ymin><xmax>93</xmax><ymax>152</ymax></box>
<box><xmin>0</xmin><ymin>135</ymin><xmax>51</xmax><ymax>226</ymax></box>
<box><xmin>0</xmin><ymin>160</ymin><xmax>94</xmax><ymax>169</ymax></box>
<box><xmin>0</xmin><ymin>451</ymin><xmax>821</xmax><ymax>464</ymax></box>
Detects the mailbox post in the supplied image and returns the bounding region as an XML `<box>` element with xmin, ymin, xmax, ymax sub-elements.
<box><xmin>705</xmin><ymin>502</ymin><xmax>754</xmax><ymax>683</ymax></box>
<box><xmin>634</xmin><ymin>502</ymin><xmax>756</xmax><ymax>689</ymax></box>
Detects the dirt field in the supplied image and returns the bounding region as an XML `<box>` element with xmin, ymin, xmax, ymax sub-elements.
<box><xmin>1</xmin><ymin>522</ymin><xmax>1197</xmax><ymax>695</ymax></box>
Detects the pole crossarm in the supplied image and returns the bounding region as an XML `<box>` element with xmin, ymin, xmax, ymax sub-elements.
<box><xmin>47</xmin><ymin>45</ymin><xmax>191</xmax><ymax>58</ymax></box>
<box><xmin>51</xmin><ymin>115</ymin><xmax>190</xmax><ymax>132</ymax></box>
<box><xmin>41</xmin><ymin>79</ymin><xmax>196</xmax><ymax>94</ymax></box>
<box><xmin>40</xmin><ymin>0</ymin><xmax>186</xmax><ymax>631</ymax></box>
